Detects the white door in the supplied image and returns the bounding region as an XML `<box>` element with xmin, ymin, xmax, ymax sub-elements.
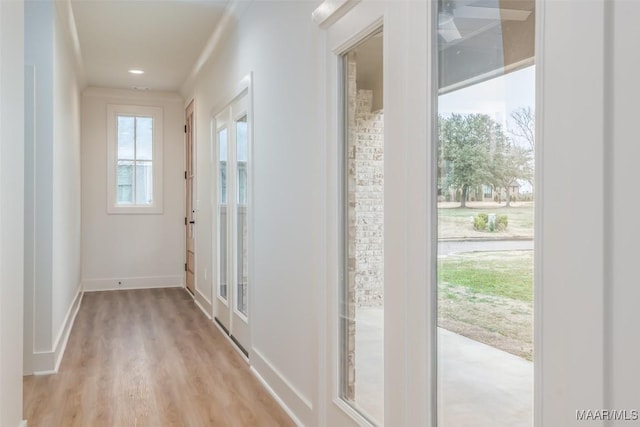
<box><xmin>214</xmin><ymin>86</ymin><xmax>251</xmax><ymax>357</ymax></box>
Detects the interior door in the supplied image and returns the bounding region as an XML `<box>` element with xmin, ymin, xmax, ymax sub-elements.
<box><xmin>185</xmin><ymin>100</ymin><xmax>195</xmax><ymax>295</ymax></box>
<box><xmin>215</xmin><ymin>85</ymin><xmax>251</xmax><ymax>357</ymax></box>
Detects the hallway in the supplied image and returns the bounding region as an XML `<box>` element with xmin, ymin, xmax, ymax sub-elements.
<box><xmin>23</xmin><ymin>289</ymin><xmax>293</xmax><ymax>427</ymax></box>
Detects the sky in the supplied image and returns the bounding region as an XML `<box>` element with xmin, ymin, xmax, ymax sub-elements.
<box><xmin>438</xmin><ymin>65</ymin><xmax>536</xmax><ymax>135</ymax></box>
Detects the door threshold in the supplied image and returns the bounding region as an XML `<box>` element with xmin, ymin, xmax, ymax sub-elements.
<box><xmin>214</xmin><ymin>317</ymin><xmax>249</xmax><ymax>358</ymax></box>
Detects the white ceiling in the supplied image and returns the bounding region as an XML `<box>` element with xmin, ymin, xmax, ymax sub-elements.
<box><xmin>70</xmin><ymin>0</ymin><xmax>229</xmax><ymax>92</ymax></box>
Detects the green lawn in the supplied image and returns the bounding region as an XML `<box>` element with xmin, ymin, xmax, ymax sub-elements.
<box><xmin>438</xmin><ymin>251</ymin><xmax>533</xmax><ymax>302</ymax></box>
<box><xmin>437</xmin><ymin>250</ymin><xmax>534</xmax><ymax>359</ymax></box>
<box><xmin>437</xmin><ymin>202</ymin><xmax>534</xmax><ymax>239</ymax></box>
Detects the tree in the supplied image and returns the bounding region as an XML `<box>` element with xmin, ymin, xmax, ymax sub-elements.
<box><xmin>439</xmin><ymin>114</ymin><xmax>495</xmax><ymax>208</ymax></box>
<box><xmin>490</xmin><ymin>139</ymin><xmax>533</xmax><ymax>207</ymax></box>
<box><xmin>509</xmin><ymin>106</ymin><xmax>535</xmax><ymax>150</ymax></box>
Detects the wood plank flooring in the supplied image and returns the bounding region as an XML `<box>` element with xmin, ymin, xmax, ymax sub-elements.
<box><xmin>24</xmin><ymin>288</ymin><xmax>295</xmax><ymax>427</ymax></box>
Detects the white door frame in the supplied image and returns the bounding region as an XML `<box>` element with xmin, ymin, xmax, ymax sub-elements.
<box><xmin>212</xmin><ymin>75</ymin><xmax>254</xmax><ymax>358</ymax></box>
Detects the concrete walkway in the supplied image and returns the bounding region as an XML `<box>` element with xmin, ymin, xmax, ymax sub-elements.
<box><xmin>438</xmin><ymin>239</ymin><xmax>533</xmax><ymax>256</ymax></box>
<box><xmin>354</xmin><ymin>308</ymin><xmax>533</xmax><ymax>426</ymax></box>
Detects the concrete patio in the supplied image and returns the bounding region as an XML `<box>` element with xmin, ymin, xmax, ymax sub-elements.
<box><xmin>354</xmin><ymin>307</ymin><xmax>533</xmax><ymax>426</ymax></box>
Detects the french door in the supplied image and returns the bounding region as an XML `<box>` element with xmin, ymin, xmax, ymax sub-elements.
<box><xmin>214</xmin><ymin>87</ymin><xmax>251</xmax><ymax>356</ymax></box>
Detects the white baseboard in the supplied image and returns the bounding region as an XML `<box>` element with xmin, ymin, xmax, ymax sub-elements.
<box><xmin>29</xmin><ymin>285</ymin><xmax>83</xmax><ymax>375</ymax></box>
<box><xmin>250</xmin><ymin>366</ymin><xmax>305</xmax><ymax>427</ymax></box>
<box><xmin>251</xmin><ymin>348</ymin><xmax>312</xmax><ymax>426</ymax></box>
<box><xmin>53</xmin><ymin>285</ymin><xmax>83</xmax><ymax>372</ymax></box>
<box><xmin>82</xmin><ymin>275</ymin><xmax>183</xmax><ymax>292</ymax></box>
<box><xmin>19</xmin><ymin>420</ymin><xmax>28</xmax><ymax>427</ymax></box>
<box><xmin>193</xmin><ymin>295</ymin><xmax>212</xmax><ymax>320</ymax></box>
<box><xmin>193</xmin><ymin>288</ymin><xmax>212</xmax><ymax>318</ymax></box>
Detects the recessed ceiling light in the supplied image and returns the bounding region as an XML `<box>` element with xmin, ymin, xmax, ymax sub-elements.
<box><xmin>128</xmin><ymin>69</ymin><xmax>144</xmax><ymax>75</ymax></box>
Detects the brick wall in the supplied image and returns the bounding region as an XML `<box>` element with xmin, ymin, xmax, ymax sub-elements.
<box><xmin>347</xmin><ymin>58</ymin><xmax>384</xmax><ymax>308</ymax></box>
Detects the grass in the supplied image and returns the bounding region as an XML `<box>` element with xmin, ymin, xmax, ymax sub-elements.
<box><xmin>437</xmin><ymin>250</ymin><xmax>534</xmax><ymax>359</ymax></box>
<box><xmin>437</xmin><ymin>202</ymin><xmax>534</xmax><ymax>239</ymax></box>
<box><xmin>438</xmin><ymin>251</ymin><xmax>533</xmax><ymax>302</ymax></box>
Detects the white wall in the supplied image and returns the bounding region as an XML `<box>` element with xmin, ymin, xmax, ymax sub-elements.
<box><xmin>183</xmin><ymin>1</ymin><xmax>322</xmax><ymax>424</ymax></box>
<box><xmin>24</xmin><ymin>0</ymin><xmax>54</xmax><ymax>360</ymax></box>
<box><xmin>608</xmin><ymin>0</ymin><xmax>640</xmax><ymax>414</ymax></box>
<box><xmin>81</xmin><ymin>88</ymin><xmax>185</xmax><ymax>291</ymax></box>
<box><xmin>23</xmin><ymin>0</ymin><xmax>84</xmax><ymax>374</ymax></box>
<box><xmin>52</xmin><ymin>0</ymin><xmax>83</xmax><ymax>365</ymax></box>
<box><xmin>0</xmin><ymin>0</ymin><xmax>25</xmax><ymax>424</ymax></box>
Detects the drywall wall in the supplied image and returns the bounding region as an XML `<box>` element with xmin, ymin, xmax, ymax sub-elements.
<box><xmin>608</xmin><ymin>0</ymin><xmax>640</xmax><ymax>412</ymax></box>
<box><xmin>0</xmin><ymin>0</ymin><xmax>25</xmax><ymax>424</ymax></box>
<box><xmin>24</xmin><ymin>0</ymin><xmax>55</xmax><ymax>360</ymax></box>
<box><xmin>183</xmin><ymin>1</ymin><xmax>322</xmax><ymax>424</ymax></box>
<box><xmin>81</xmin><ymin>88</ymin><xmax>184</xmax><ymax>291</ymax></box>
<box><xmin>24</xmin><ymin>0</ymin><xmax>84</xmax><ymax>374</ymax></box>
<box><xmin>52</xmin><ymin>0</ymin><xmax>83</xmax><ymax>363</ymax></box>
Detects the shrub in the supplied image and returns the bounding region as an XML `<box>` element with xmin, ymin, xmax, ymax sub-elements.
<box><xmin>496</xmin><ymin>214</ymin><xmax>508</xmax><ymax>231</ymax></box>
<box><xmin>473</xmin><ymin>213</ymin><xmax>488</xmax><ymax>231</ymax></box>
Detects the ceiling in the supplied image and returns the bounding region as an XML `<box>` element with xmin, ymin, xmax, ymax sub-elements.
<box><xmin>71</xmin><ymin>0</ymin><xmax>229</xmax><ymax>92</ymax></box>
<box><xmin>438</xmin><ymin>0</ymin><xmax>535</xmax><ymax>92</ymax></box>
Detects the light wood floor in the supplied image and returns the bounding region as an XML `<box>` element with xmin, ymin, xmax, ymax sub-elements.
<box><xmin>24</xmin><ymin>288</ymin><xmax>295</xmax><ymax>427</ymax></box>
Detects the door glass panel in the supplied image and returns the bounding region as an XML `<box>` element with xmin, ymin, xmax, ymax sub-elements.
<box><xmin>436</xmin><ymin>1</ymin><xmax>535</xmax><ymax>425</ymax></box>
<box><xmin>236</xmin><ymin>116</ymin><xmax>248</xmax><ymax>316</ymax></box>
<box><xmin>218</xmin><ymin>128</ymin><xmax>228</xmax><ymax>301</ymax></box>
<box><xmin>340</xmin><ymin>29</ymin><xmax>384</xmax><ymax>425</ymax></box>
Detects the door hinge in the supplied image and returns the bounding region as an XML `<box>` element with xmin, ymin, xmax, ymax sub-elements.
<box><xmin>184</xmin><ymin>124</ymin><xmax>187</xmax><ymax>133</ymax></box>
<box><xmin>185</xmin><ymin>263</ymin><xmax>188</xmax><ymax>272</ymax></box>
<box><xmin>184</xmin><ymin>171</ymin><xmax>187</xmax><ymax>179</ymax></box>
<box><xmin>184</xmin><ymin>217</ymin><xmax>187</xmax><ymax>225</ymax></box>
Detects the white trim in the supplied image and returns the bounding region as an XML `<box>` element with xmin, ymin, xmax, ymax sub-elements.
<box><xmin>106</xmin><ymin>104</ymin><xmax>164</xmax><ymax>214</ymax></box>
<box><xmin>180</xmin><ymin>0</ymin><xmax>251</xmax><ymax>98</ymax></box>
<box><xmin>209</xmin><ymin>74</ymin><xmax>251</xmax><ymax>121</ymax></box>
<box><xmin>313</xmin><ymin>0</ymin><xmax>361</xmax><ymax>29</ymax></box>
<box><xmin>33</xmin><ymin>369</ymin><xmax>57</xmax><ymax>376</ymax></box>
<box><xmin>52</xmin><ymin>285</ymin><xmax>83</xmax><ymax>372</ymax></box>
<box><xmin>27</xmin><ymin>285</ymin><xmax>83</xmax><ymax>374</ymax></box>
<box><xmin>19</xmin><ymin>421</ymin><xmax>28</xmax><ymax>427</ymax></box>
<box><xmin>331</xmin><ymin>17</ymin><xmax>383</xmax><ymax>55</ymax></box>
<box><xmin>84</xmin><ymin>86</ymin><xmax>182</xmax><ymax>101</ymax></box>
<box><xmin>250</xmin><ymin>366</ymin><xmax>305</xmax><ymax>427</ymax></box>
<box><xmin>193</xmin><ymin>294</ymin><xmax>212</xmax><ymax>320</ymax></box>
<box><xmin>533</xmin><ymin>0</ymin><xmax>544</xmax><ymax>425</ymax></box>
<box><xmin>251</xmin><ymin>347</ymin><xmax>315</xmax><ymax>425</ymax></box>
<box><xmin>81</xmin><ymin>275</ymin><xmax>183</xmax><ymax>292</ymax></box>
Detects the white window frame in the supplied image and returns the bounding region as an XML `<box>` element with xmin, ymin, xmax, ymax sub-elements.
<box><xmin>107</xmin><ymin>104</ymin><xmax>163</xmax><ymax>214</ymax></box>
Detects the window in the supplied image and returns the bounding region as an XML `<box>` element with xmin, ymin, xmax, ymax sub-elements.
<box><xmin>340</xmin><ymin>29</ymin><xmax>384</xmax><ymax>425</ymax></box>
<box><xmin>436</xmin><ymin>0</ymin><xmax>535</xmax><ymax>425</ymax></box>
<box><xmin>218</xmin><ymin>127</ymin><xmax>228</xmax><ymax>301</ymax></box>
<box><xmin>107</xmin><ymin>104</ymin><xmax>163</xmax><ymax>213</ymax></box>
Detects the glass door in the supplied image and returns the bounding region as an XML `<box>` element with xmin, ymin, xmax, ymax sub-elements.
<box><xmin>214</xmin><ymin>87</ymin><xmax>252</xmax><ymax>356</ymax></box>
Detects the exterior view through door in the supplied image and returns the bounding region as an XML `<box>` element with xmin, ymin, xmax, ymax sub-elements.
<box><xmin>214</xmin><ymin>85</ymin><xmax>251</xmax><ymax>356</ymax></box>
